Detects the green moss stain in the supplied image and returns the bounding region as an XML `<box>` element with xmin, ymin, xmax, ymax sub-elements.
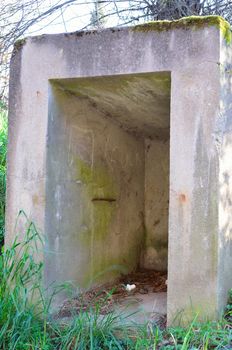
<box><xmin>93</xmin><ymin>202</ymin><xmax>116</xmax><ymax>240</ymax></box>
<box><xmin>76</xmin><ymin>158</ymin><xmax>117</xmax><ymax>243</ymax></box>
<box><xmin>79</xmin><ymin>228</ymin><xmax>92</xmax><ymax>246</ymax></box>
<box><xmin>14</xmin><ymin>38</ymin><xmax>27</xmax><ymax>49</ymax></box>
<box><xmin>57</xmin><ymin>76</ymin><xmax>131</xmax><ymax>95</ymax></box>
<box><xmin>52</xmin><ymin>71</ymin><xmax>171</xmax><ymax>102</ymax></box>
<box><xmin>77</xmin><ymin>159</ymin><xmax>92</xmax><ymax>183</ymax></box>
<box><xmin>80</xmin><ymin>223</ymin><xmax>143</xmax><ymax>288</ymax></box>
<box><xmin>75</xmin><ymin>158</ymin><xmax>120</xmax><ymax>285</ymax></box>
<box><xmin>83</xmin><ymin>258</ymin><xmax>129</xmax><ymax>288</ymax></box>
<box><xmin>13</xmin><ymin>38</ymin><xmax>27</xmax><ymax>55</ymax></box>
<box><xmin>77</xmin><ymin>158</ymin><xmax>117</xmax><ymax>199</ymax></box>
<box><xmin>82</xmin><ymin>239</ymin><xmax>142</xmax><ymax>287</ymax></box>
<box><xmin>79</xmin><ymin>200</ymin><xmax>116</xmax><ymax>245</ymax></box>
<box><xmin>219</xmin><ymin>19</ymin><xmax>232</xmax><ymax>45</ymax></box>
<box><xmin>132</xmin><ymin>15</ymin><xmax>231</xmax><ymax>45</ymax></box>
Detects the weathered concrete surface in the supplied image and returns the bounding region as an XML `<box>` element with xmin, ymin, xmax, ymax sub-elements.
<box><xmin>47</xmin><ymin>73</ymin><xmax>170</xmax><ymax>287</ymax></box>
<box><xmin>115</xmin><ymin>292</ymin><xmax>167</xmax><ymax>324</ymax></box>
<box><xmin>142</xmin><ymin>138</ymin><xmax>169</xmax><ymax>271</ymax></box>
<box><xmin>7</xmin><ymin>16</ymin><xmax>232</xmax><ymax>325</ymax></box>
<box><xmin>46</xmin><ymin>80</ymin><xmax>145</xmax><ymax>288</ymax></box>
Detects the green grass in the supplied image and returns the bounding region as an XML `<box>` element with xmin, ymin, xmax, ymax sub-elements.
<box><xmin>0</xmin><ymin>101</ymin><xmax>232</xmax><ymax>348</ymax></box>
<box><xmin>0</xmin><ymin>218</ymin><xmax>232</xmax><ymax>349</ymax></box>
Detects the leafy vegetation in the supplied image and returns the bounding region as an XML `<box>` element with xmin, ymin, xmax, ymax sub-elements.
<box><xmin>0</xmin><ymin>216</ymin><xmax>231</xmax><ymax>349</ymax></box>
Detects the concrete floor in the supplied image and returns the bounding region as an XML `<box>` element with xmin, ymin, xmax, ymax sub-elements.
<box><xmin>115</xmin><ymin>292</ymin><xmax>167</xmax><ymax>324</ymax></box>
<box><xmin>56</xmin><ymin>291</ymin><xmax>167</xmax><ymax>327</ymax></box>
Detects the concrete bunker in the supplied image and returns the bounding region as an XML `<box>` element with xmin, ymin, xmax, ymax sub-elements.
<box><xmin>7</xmin><ymin>16</ymin><xmax>232</xmax><ymax>324</ymax></box>
<box><xmin>45</xmin><ymin>72</ymin><xmax>170</xmax><ymax>316</ymax></box>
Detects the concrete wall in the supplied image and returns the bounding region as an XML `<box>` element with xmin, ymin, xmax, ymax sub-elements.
<box><xmin>45</xmin><ymin>75</ymin><xmax>170</xmax><ymax>288</ymax></box>
<box><xmin>142</xmin><ymin>138</ymin><xmax>169</xmax><ymax>271</ymax></box>
<box><xmin>45</xmin><ymin>84</ymin><xmax>145</xmax><ymax>288</ymax></box>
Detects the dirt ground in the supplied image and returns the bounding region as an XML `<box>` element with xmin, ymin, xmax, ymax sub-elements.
<box><xmin>56</xmin><ymin>270</ymin><xmax>167</xmax><ymax>322</ymax></box>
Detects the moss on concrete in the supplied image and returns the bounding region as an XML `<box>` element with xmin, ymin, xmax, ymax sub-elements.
<box><xmin>77</xmin><ymin>158</ymin><xmax>117</xmax><ymax>200</ymax></box>
<box><xmin>92</xmin><ymin>201</ymin><xmax>116</xmax><ymax>240</ymax></box>
<box><xmin>220</xmin><ymin>19</ymin><xmax>232</xmax><ymax>45</ymax></box>
<box><xmin>82</xmin><ymin>238</ymin><xmax>142</xmax><ymax>287</ymax></box>
<box><xmin>84</xmin><ymin>259</ymin><xmax>129</xmax><ymax>288</ymax></box>
<box><xmin>14</xmin><ymin>38</ymin><xmax>27</xmax><ymax>52</ymax></box>
<box><xmin>53</xmin><ymin>71</ymin><xmax>171</xmax><ymax>101</ymax></box>
<box><xmin>76</xmin><ymin>158</ymin><xmax>117</xmax><ymax>243</ymax></box>
<box><xmin>132</xmin><ymin>15</ymin><xmax>231</xmax><ymax>45</ymax></box>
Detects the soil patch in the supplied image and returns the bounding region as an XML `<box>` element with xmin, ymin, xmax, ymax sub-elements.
<box><xmin>56</xmin><ymin>270</ymin><xmax>167</xmax><ymax>319</ymax></box>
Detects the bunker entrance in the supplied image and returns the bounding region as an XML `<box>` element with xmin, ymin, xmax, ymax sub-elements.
<box><xmin>46</xmin><ymin>72</ymin><xmax>171</xmax><ymax>322</ymax></box>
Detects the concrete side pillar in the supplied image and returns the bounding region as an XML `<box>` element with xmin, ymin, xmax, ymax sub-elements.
<box><xmin>142</xmin><ymin>138</ymin><xmax>169</xmax><ymax>272</ymax></box>
<box><xmin>168</xmin><ymin>63</ymin><xmax>222</xmax><ymax>325</ymax></box>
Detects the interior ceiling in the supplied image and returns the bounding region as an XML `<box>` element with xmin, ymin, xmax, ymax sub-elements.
<box><xmin>53</xmin><ymin>72</ymin><xmax>171</xmax><ymax>139</ymax></box>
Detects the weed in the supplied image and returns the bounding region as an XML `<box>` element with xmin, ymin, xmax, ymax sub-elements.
<box><xmin>0</xmin><ymin>214</ymin><xmax>232</xmax><ymax>348</ymax></box>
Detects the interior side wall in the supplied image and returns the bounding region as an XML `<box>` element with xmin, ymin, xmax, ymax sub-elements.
<box><xmin>141</xmin><ymin>138</ymin><xmax>169</xmax><ymax>271</ymax></box>
<box><xmin>45</xmin><ymin>85</ymin><xmax>145</xmax><ymax>289</ymax></box>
